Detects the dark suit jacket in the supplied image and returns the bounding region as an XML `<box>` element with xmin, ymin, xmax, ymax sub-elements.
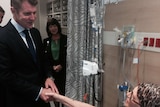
<box><xmin>0</xmin><ymin>21</ymin><xmax>50</xmax><ymax>107</ymax></box>
<box><xmin>43</xmin><ymin>34</ymin><xmax>67</xmax><ymax>95</ymax></box>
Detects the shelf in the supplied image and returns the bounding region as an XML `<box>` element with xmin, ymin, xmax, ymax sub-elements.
<box><xmin>47</xmin><ymin>0</ymin><xmax>68</xmax><ymax>31</ymax></box>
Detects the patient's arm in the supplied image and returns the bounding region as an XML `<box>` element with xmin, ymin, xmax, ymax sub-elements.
<box><xmin>46</xmin><ymin>93</ymin><xmax>94</xmax><ymax>107</ymax></box>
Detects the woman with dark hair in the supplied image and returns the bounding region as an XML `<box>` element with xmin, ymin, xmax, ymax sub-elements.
<box><xmin>125</xmin><ymin>83</ymin><xmax>160</xmax><ymax>107</ymax></box>
<box><xmin>43</xmin><ymin>18</ymin><xmax>67</xmax><ymax>107</ymax></box>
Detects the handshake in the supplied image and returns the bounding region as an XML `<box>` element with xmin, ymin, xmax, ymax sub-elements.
<box><xmin>45</xmin><ymin>92</ymin><xmax>95</xmax><ymax>107</ymax></box>
<box><xmin>40</xmin><ymin>78</ymin><xmax>94</xmax><ymax>107</ymax></box>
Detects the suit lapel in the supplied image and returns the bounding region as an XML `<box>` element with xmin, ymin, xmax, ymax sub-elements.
<box><xmin>6</xmin><ymin>22</ymin><xmax>37</xmax><ymax>63</ymax></box>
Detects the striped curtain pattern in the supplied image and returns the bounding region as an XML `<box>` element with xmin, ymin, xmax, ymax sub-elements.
<box><xmin>65</xmin><ymin>0</ymin><xmax>104</xmax><ymax>107</ymax></box>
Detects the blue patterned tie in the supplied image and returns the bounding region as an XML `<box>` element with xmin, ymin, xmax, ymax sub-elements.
<box><xmin>23</xmin><ymin>29</ymin><xmax>36</xmax><ymax>62</ymax></box>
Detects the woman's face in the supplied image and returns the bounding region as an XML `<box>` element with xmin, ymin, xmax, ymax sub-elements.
<box><xmin>124</xmin><ymin>86</ymin><xmax>140</xmax><ymax>107</ymax></box>
<box><xmin>49</xmin><ymin>24</ymin><xmax>58</xmax><ymax>35</ymax></box>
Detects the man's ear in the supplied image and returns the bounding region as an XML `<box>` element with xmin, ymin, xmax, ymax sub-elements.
<box><xmin>10</xmin><ymin>6</ymin><xmax>16</xmax><ymax>14</ymax></box>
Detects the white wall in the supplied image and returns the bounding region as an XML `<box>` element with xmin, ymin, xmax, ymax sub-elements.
<box><xmin>36</xmin><ymin>0</ymin><xmax>48</xmax><ymax>39</ymax></box>
<box><xmin>0</xmin><ymin>0</ymin><xmax>47</xmax><ymax>39</ymax></box>
<box><xmin>0</xmin><ymin>0</ymin><xmax>12</xmax><ymax>26</ymax></box>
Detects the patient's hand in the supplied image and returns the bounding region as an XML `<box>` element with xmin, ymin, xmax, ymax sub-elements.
<box><xmin>45</xmin><ymin>93</ymin><xmax>95</xmax><ymax>107</ymax></box>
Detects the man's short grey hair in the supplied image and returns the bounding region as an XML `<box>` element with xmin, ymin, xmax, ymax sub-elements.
<box><xmin>11</xmin><ymin>0</ymin><xmax>38</xmax><ymax>11</ymax></box>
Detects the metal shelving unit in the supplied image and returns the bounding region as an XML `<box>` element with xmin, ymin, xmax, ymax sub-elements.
<box><xmin>47</xmin><ymin>0</ymin><xmax>68</xmax><ymax>34</ymax></box>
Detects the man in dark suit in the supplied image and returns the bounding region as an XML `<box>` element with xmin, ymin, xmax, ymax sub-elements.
<box><xmin>0</xmin><ymin>0</ymin><xmax>59</xmax><ymax>107</ymax></box>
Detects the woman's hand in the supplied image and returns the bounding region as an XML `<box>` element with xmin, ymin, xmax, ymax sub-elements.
<box><xmin>53</xmin><ymin>65</ymin><xmax>62</xmax><ymax>72</ymax></box>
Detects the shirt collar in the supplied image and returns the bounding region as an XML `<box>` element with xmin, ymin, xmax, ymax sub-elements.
<box><xmin>10</xmin><ymin>18</ymin><xmax>26</xmax><ymax>33</ymax></box>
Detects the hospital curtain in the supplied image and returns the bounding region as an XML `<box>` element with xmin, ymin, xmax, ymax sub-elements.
<box><xmin>65</xmin><ymin>0</ymin><xmax>104</xmax><ymax>107</ymax></box>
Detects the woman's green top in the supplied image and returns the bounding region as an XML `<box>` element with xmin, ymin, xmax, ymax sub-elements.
<box><xmin>51</xmin><ymin>39</ymin><xmax>60</xmax><ymax>60</ymax></box>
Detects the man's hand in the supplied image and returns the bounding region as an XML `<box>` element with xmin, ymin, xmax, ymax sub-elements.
<box><xmin>45</xmin><ymin>78</ymin><xmax>59</xmax><ymax>94</ymax></box>
<box><xmin>40</xmin><ymin>88</ymin><xmax>53</xmax><ymax>103</ymax></box>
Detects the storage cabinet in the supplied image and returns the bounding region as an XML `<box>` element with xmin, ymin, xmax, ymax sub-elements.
<box><xmin>47</xmin><ymin>0</ymin><xmax>68</xmax><ymax>34</ymax></box>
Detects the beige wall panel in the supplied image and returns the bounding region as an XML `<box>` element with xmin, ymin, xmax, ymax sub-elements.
<box><xmin>103</xmin><ymin>44</ymin><xmax>160</xmax><ymax>107</ymax></box>
<box><xmin>105</xmin><ymin>0</ymin><xmax>160</xmax><ymax>32</ymax></box>
<box><xmin>103</xmin><ymin>0</ymin><xmax>160</xmax><ymax>106</ymax></box>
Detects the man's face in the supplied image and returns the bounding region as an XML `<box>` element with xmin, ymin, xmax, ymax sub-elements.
<box><xmin>0</xmin><ymin>12</ymin><xmax>4</xmax><ymax>24</ymax></box>
<box><xmin>124</xmin><ymin>86</ymin><xmax>140</xmax><ymax>107</ymax></box>
<box><xmin>12</xmin><ymin>1</ymin><xmax>37</xmax><ymax>28</ymax></box>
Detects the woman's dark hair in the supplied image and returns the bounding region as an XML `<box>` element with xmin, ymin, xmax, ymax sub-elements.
<box><xmin>137</xmin><ymin>83</ymin><xmax>160</xmax><ymax>107</ymax></box>
<box><xmin>46</xmin><ymin>18</ymin><xmax>62</xmax><ymax>37</ymax></box>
